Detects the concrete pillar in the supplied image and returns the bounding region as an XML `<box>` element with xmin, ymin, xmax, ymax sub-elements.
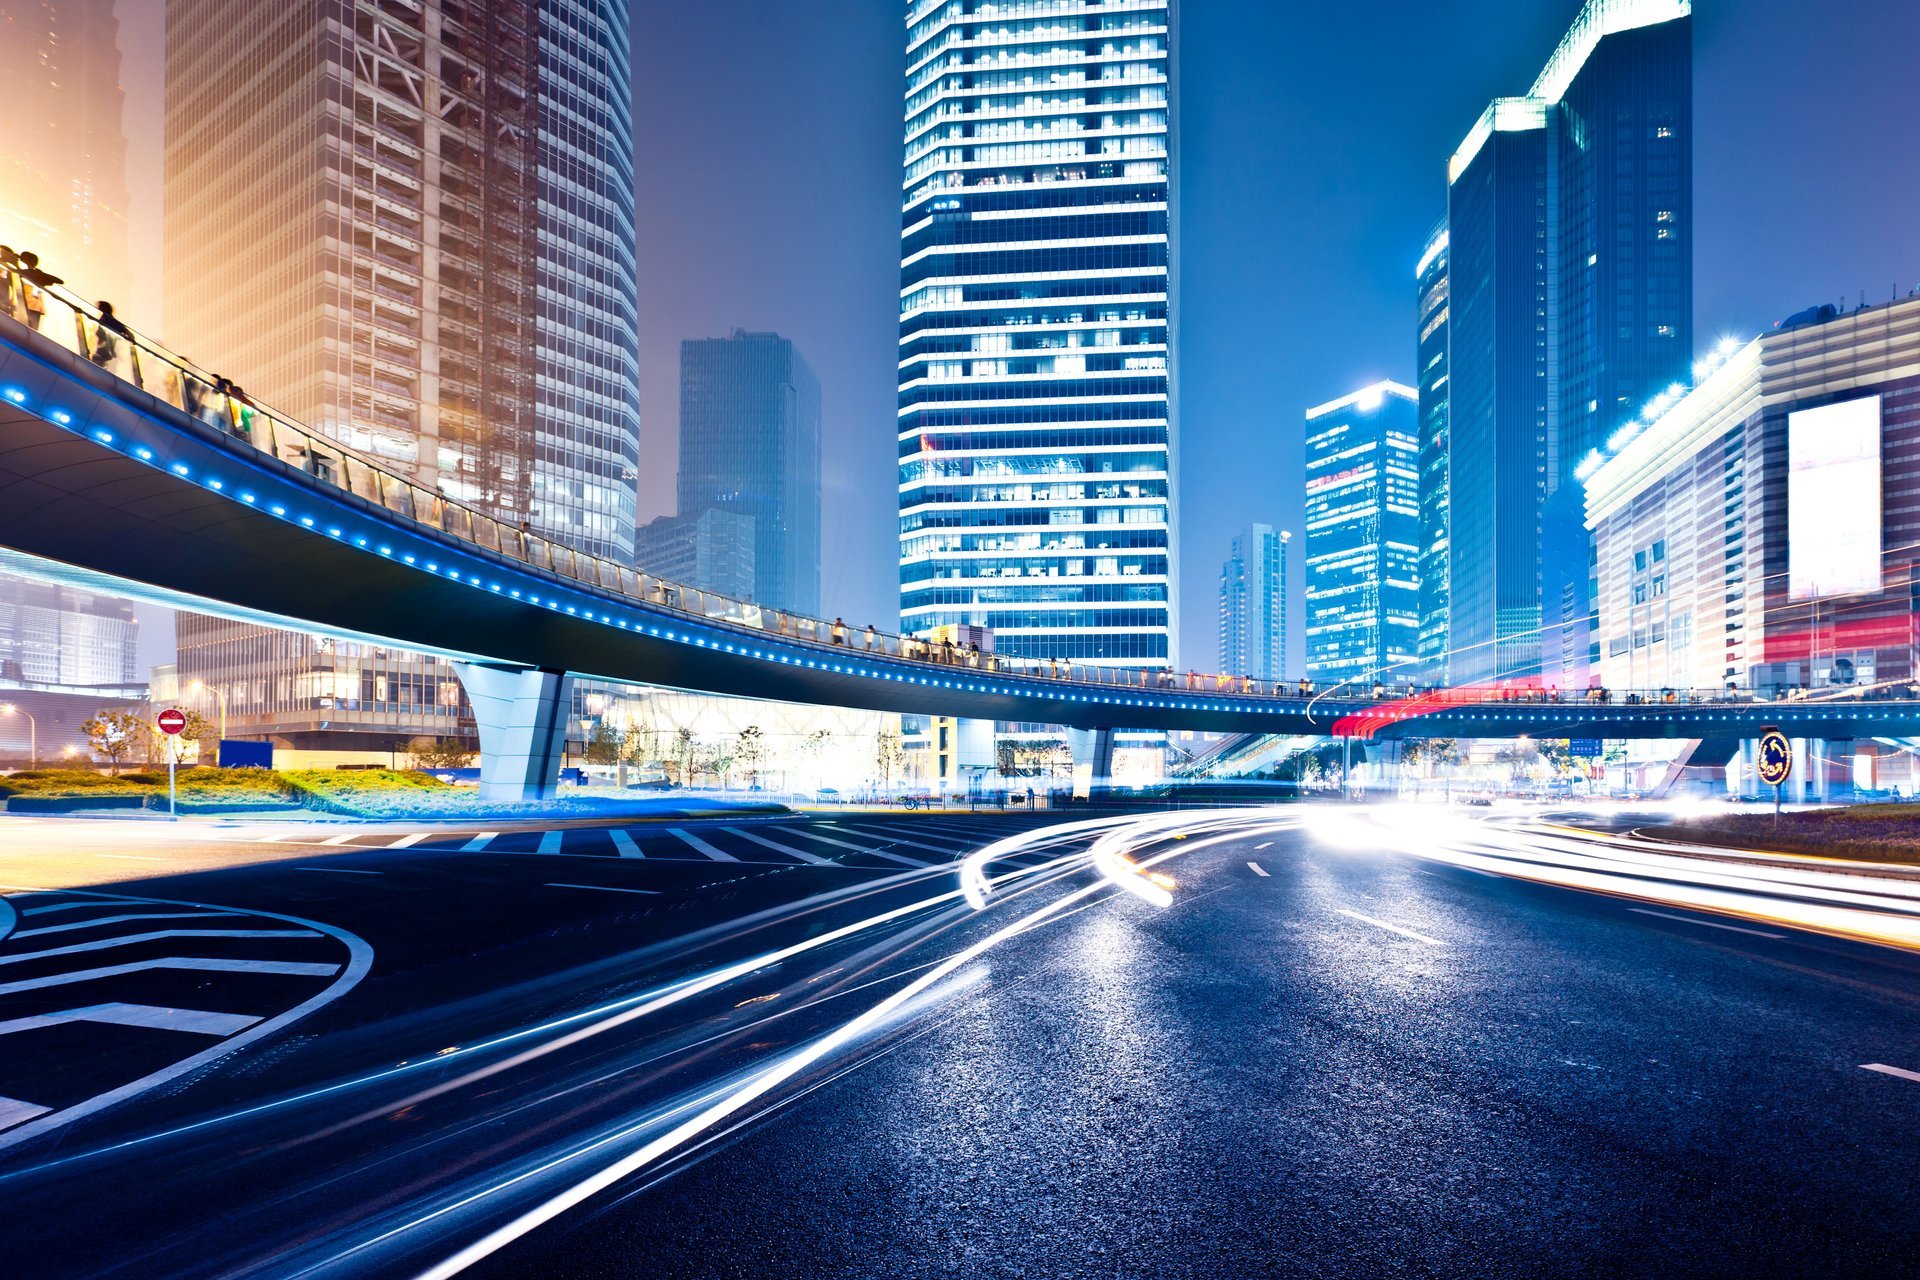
<box><xmin>1067</xmin><ymin>727</ymin><xmax>1115</xmax><ymax>800</ymax></box>
<box><xmin>453</xmin><ymin>663</ymin><xmax>574</xmax><ymax>804</ymax></box>
<box><xmin>1363</xmin><ymin>740</ymin><xmax>1404</xmax><ymax>797</ymax></box>
<box><xmin>1788</xmin><ymin>738</ymin><xmax>1810</xmax><ymax>805</ymax></box>
<box><xmin>1818</xmin><ymin>739</ymin><xmax>1855</xmax><ymax>805</ymax></box>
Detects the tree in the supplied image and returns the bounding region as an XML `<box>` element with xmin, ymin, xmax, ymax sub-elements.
<box><xmin>875</xmin><ymin>728</ymin><xmax>904</xmax><ymax>789</ymax></box>
<box><xmin>675</xmin><ymin>727</ymin><xmax>696</xmax><ymax>788</ymax></box>
<box><xmin>81</xmin><ymin>710</ymin><xmax>147</xmax><ymax>775</ymax></box>
<box><xmin>139</xmin><ymin>708</ymin><xmax>214</xmax><ymax>766</ymax></box>
<box><xmin>408</xmin><ymin>736</ymin><xmax>476</xmax><ymax>770</ymax></box>
<box><xmin>584</xmin><ymin>721</ymin><xmax>622</xmax><ymax>766</ymax></box>
<box><xmin>621</xmin><ymin>720</ymin><xmax>657</xmax><ymax>767</ymax></box>
<box><xmin>737</xmin><ymin>726</ymin><xmax>765</xmax><ymax>788</ymax></box>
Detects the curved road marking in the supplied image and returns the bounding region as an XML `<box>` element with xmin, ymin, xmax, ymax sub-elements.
<box><xmin>0</xmin><ymin>888</ymin><xmax>373</xmax><ymax>1153</ymax></box>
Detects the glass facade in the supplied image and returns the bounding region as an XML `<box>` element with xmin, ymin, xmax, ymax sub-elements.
<box><xmin>1415</xmin><ymin>220</ymin><xmax>1450</xmax><ymax>681</ymax></box>
<box><xmin>634</xmin><ymin>509</ymin><xmax>756</xmax><ymax>603</ymax></box>
<box><xmin>676</xmin><ymin>331</ymin><xmax>821</xmax><ymax>616</ymax></box>
<box><xmin>897</xmin><ymin>0</ymin><xmax>1177</xmax><ymax>667</ymax></box>
<box><xmin>162</xmin><ymin>0</ymin><xmax>638</xmax><ymax>754</ymax></box>
<box><xmin>1442</xmin><ymin>0</ymin><xmax>1691</xmax><ymax>686</ymax></box>
<box><xmin>1304</xmin><ymin>383</ymin><xmax>1421</xmax><ymax>689</ymax></box>
<box><xmin>1218</xmin><ymin>523</ymin><xmax>1287</xmax><ymax>682</ymax></box>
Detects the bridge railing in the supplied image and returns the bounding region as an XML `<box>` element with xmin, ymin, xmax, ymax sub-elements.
<box><xmin>9</xmin><ymin>257</ymin><xmax>1920</xmax><ymax>715</ymax></box>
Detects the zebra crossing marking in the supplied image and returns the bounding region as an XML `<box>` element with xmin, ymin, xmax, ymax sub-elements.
<box><xmin>668</xmin><ymin>828</ymin><xmax>740</xmax><ymax>862</ymax></box>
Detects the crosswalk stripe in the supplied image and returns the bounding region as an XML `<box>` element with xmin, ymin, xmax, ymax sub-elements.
<box><xmin>13</xmin><ymin>911</ymin><xmax>246</xmax><ymax>939</ymax></box>
<box><xmin>0</xmin><ymin>928</ymin><xmax>324</xmax><ymax>967</ymax></box>
<box><xmin>386</xmin><ymin>833</ymin><xmax>430</xmax><ymax>849</ymax></box>
<box><xmin>0</xmin><ymin>1002</ymin><xmax>262</xmax><ymax>1038</ymax></box>
<box><xmin>320</xmin><ymin>833</ymin><xmax>359</xmax><ymax>846</ymax></box>
<box><xmin>0</xmin><ymin>1097</ymin><xmax>51</xmax><ymax>1131</ymax></box>
<box><xmin>460</xmin><ymin>831</ymin><xmax>499</xmax><ymax>853</ymax></box>
<box><xmin>730</xmin><ymin>830</ymin><xmax>836</xmax><ymax>866</ymax></box>
<box><xmin>783</xmin><ymin>829</ymin><xmax>930</xmax><ymax>868</ymax></box>
<box><xmin>537</xmin><ymin>830</ymin><xmax>564</xmax><ymax>855</ymax></box>
<box><xmin>609</xmin><ymin>829</ymin><xmax>642</xmax><ymax>858</ymax></box>
<box><xmin>0</xmin><ymin>957</ymin><xmax>341</xmax><ymax>996</ymax></box>
<box><xmin>833</xmin><ymin>825</ymin><xmax>970</xmax><ymax>855</ymax></box>
<box><xmin>668</xmin><ymin>828</ymin><xmax>739</xmax><ymax>862</ymax></box>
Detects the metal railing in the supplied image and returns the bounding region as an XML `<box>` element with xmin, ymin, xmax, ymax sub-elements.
<box><xmin>7</xmin><ymin>252</ymin><xmax>1920</xmax><ymax>716</ymax></box>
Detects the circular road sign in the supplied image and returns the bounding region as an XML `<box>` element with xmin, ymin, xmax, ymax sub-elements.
<box><xmin>1757</xmin><ymin>728</ymin><xmax>1793</xmax><ymax>787</ymax></box>
<box><xmin>156</xmin><ymin>708</ymin><xmax>189</xmax><ymax>737</ymax></box>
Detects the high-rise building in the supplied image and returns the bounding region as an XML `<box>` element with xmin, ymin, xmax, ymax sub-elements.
<box><xmin>1304</xmin><ymin>382</ymin><xmax>1421</xmax><ymax>689</ymax></box>
<box><xmin>1415</xmin><ymin>219</ymin><xmax>1451</xmax><ymax>681</ymax></box>
<box><xmin>0</xmin><ymin>0</ymin><xmax>145</xmax><ymax>727</ymax></box>
<box><xmin>161</xmin><ymin>0</ymin><xmax>640</xmax><ymax>760</ymax></box>
<box><xmin>1441</xmin><ymin>0</ymin><xmax>1692</xmax><ymax>685</ymax></box>
<box><xmin>1218</xmin><ymin>524</ymin><xmax>1288</xmax><ymax>683</ymax></box>
<box><xmin>897</xmin><ymin>0</ymin><xmax>1177</xmax><ymax>669</ymax></box>
<box><xmin>675</xmin><ymin>331</ymin><xmax>821</xmax><ymax>615</ymax></box>
<box><xmin>635</xmin><ymin>509</ymin><xmax>756</xmax><ymax>603</ymax></box>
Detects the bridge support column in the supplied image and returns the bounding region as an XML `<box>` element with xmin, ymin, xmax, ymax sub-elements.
<box><xmin>1815</xmin><ymin>739</ymin><xmax>1855</xmax><ymax>805</ymax></box>
<box><xmin>1067</xmin><ymin>727</ymin><xmax>1115</xmax><ymax>800</ymax></box>
<box><xmin>453</xmin><ymin>663</ymin><xmax>574</xmax><ymax>804</ymax></box>
<box><xmin>1362</xmin><ymin>740</ymin><xmax>1403</xmax><ymax>797</ymax></box>
<box><xmin>1788</xmin><ymin>738</ymin><xmax>1811</xmax><ymax>805</ymax></box>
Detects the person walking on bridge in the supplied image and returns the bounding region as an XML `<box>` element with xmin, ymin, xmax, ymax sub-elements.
<box><xmin>15</xmin><ymin>251</ymin><xmax>59</xmax><ymax>332</ymax></box>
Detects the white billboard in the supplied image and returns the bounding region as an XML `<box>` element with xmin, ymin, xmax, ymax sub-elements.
<box><xmin>1789</xmin><ymin>396</ymin><xmax>1882</xmax><ymax>601</ymax></box>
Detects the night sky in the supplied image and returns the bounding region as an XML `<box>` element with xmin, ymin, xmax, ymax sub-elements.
<box><xmin>121</xmin><ymin>1</ymin><xmax>1920</xmax><ymax>673</ymax></box>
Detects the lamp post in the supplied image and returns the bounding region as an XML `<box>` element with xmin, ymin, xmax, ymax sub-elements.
<box><xmin>0</xmin><ymin>703</ymin><xmax>36</xmax><ymax>768</ymax></box>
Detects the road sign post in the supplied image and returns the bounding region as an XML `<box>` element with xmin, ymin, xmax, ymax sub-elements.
<box><xmin>1756</xmin><ymin>727</ymin><xmax>1793</xmax><ymax>830</ymax></box>
<box><xmin>157</xmin><ymin>707</ymin><xmax>188</xmax><ymax>821</ymax></box>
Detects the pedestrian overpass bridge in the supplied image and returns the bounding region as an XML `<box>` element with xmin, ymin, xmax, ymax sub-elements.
<box><xmin>4</xmin><ymin>285</ymin><xmax>1917</xmax><ymax>797</ymax></box>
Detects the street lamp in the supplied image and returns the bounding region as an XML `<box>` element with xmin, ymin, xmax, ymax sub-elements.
<box><xmin>186</xmin><ymin>680</ymin><xmax>228</xmax><ymax>740</ymax></box>
<box><xmin>0</xmin><ymin>703</ymin><xmax>36</xmax><ymax>768</ymax></box>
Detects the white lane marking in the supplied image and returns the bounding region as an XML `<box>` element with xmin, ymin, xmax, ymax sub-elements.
<box><xmin>0</xmin><ymin>890</ymin><xmax>373</xmax><ymax>1153</ymax></box>
<box><xmin>1628</xmin><ymin>908</ymin><xmax>1786</xmax><ymax>940</ymax></box>
<box><xmin>96</xmin><ymin>854</ymin><xmax>165</xmax><ymax>862</ymax></box>
<box><xmin>297</xmin><ymin>867</ymin><xmax>382</xmax><ymax>876</ymax></box>
<box><xmin>545</xmin><ymin>883</ymin><xmax>662</xmax><ymax>897</ymax></box>
<box><xmin>386</xmin><ymin>833</ymin><xmax>430</xmax><ymax>849</ymax></box>
<box><xmin>787</xmin><ymin>828</ymin><xmax>931</xmax><ymax>868</ymax></box>
<box><xmin>0</xmin><ymin>956</ymin><xmax>341</xmax><ymax>996</ymax></box>
<box><xmin>0</xmin><ymin>928</ymin><xmax>323</xmax><ymax>966</ymax></box>
<box><xmin>460</xmin><ymin>832</ymin><xmax>499</xmax><ymax>853</ymax></box>
<box><xmin>1247</xmin><ymin>862</ymin><xmax>1270</xmax><ymax>877</ymax></box>
<box><xmin>537</xmin><ymin>830</ymin><xmax>564</xmax><ymax>855</ymax></box>
<box><xmin>14</xmin><ymin>911</ymin><xmax>246</xmax><ymax>938</ymax></box>
<box><xmin>1337</xmin><ymin>908</ymin><xmax>1447</xmax><ymax>947</ymax></box>
<box><xmin>668</xmin><ymin>828</ymin><xmax>739</xmax><ymax>862</ymax></box>
<box><xmin>846</xmin><ymin>823</ymin><xmax>975</xmax><ymax>853</ymax></box>
<box><xmin>731</xmin><ymin>830</ymin><xmax>836</xmax><ymax>866</ymax></box>
<box><xmin>1862</xmin><ymin>1063</ymin><xmax>1920</xmax><ymax>1084</ymax></box>
<box><xmin>0</xmin><ymin>1097</ymin><xmax>52</xmax><ymax>1131</ymax></box>
<box><xmin>609</xmin><ymin>830</ymin><xmax>642</xmax><ymax>858</ymax></box>
<box><xmin>1255</xmin><ymin>842</ymin><xmax>1274</xmax><ymax>851</ymax></box>
<box><xmin>0</xmin><ymin>1002</ymin><xmax>263</xmax><ymax>1037</ymax></box>
<box><xmin>321</xmin><ymin>833</ymin><xmax>360</xmax><ymax>846</ymax></box>
<box><xmin>21</xmin><ymin>901</ymin><xmax>123</xmax><ymax>915</ymax></box>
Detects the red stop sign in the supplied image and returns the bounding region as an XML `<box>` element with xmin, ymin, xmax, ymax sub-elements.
<box><xmin>157</xmin><ymin>708</ymin><xmax>188</xmax><ymax>736</ymax></box>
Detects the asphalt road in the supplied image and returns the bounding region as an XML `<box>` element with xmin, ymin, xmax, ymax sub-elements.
<box><xmin>3</xmin><ymin>806</ymin><xmax>1920</xmax><ymax>1279</ymax></box>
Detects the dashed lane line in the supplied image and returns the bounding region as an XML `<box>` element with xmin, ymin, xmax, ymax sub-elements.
<box><xmin>1248</xmin><ymin>862</ymin><xmax>1270</xmax><ymax>877</ymax></box>
<box><xmin>1336</xmin><ymin>908</ymin><xmax>1448</xmax><ymax>947</ymax></box>
<box><xmin>609</xmin><ymin>829</ymin><xmax>642</xmax><ymax>858</ymax></box>
<box><xmin>1255</xmin><ymin>842</ymin><xmax>1274</xmax><ymax>851</ymax></box>
<box><xmin>668</xmin><ymin>829</ymin><xmax>740</xmax><ymax>863</ymax></box>
<box><xmin>0</xmin><ymin>956</ymin><xmax>341</xmax><ymax>997</ymax></box>
<box><xmin>460</xmin><ymin>831</ymin><xmax>500</xmax><ymax>853</ymax></box>
<box><xmin>545</xmin><ymin>883</ymin><xmax>662</xmax><ymax>897</ymax></box>
<box><xmin>729</xmin><ymin>830</ymin><xmax>837</xmax><ymax>866</ymax></box>
<box><xmin>14</xmin><ymin>911</ymin><xmax>248</xmax><ymax>939</ymax></box>
<box><xmin>0</xmin><ymin>1002</ymin><xmax>263</xmax><ymax>1037</ymax></box>
<box><xmin>0</xmin><ymin>928</ymin><xmax>324</xmax><ymax>966</ymax></box>
<box><xmin>1862</xmin><ymin>1063</ymin><xmax>1920</xmax><ymax>1084</ymax></box>
<box><xmin>1628</xmin><ymin>908</ymin><xmax>1786</xmax><ymax>940</ymax></box>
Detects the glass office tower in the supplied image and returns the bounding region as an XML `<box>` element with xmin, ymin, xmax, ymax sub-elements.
<box><xmin>163</xmin><ymin>0</ymin><xmax>640</xmax><ymax>759</ymax></box>
<box><xmin>1415</xmin><ymin>219</ymin><xmax>1451</xmax><ymax>682</ymax></box>
<box><xmin>1304</xmin><ymin>382</ymin><xmax>1421</xmax><ymax>689</ymax></box>
<box><xmin>676</xmin><ymin>331</ymin><xmax>821</xmax><ymax>615</ymax></box>
<box><xmin>1443</xmin><ymin>0</ymin><xmax>1691</xmax><ymax>686</ymax></box>
<box><xmin>898</xmin><ymin>0</ymin><xmax>1177</xmax><ymax>668</ymax></box>
<box><xmin>1218</xmin><ymin>524</ymin><xmax>1288</xmax><ymax>683</ymax></box>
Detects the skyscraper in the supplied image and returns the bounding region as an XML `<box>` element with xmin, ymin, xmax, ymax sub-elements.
<box><xmin>1304</xmin><ymin>382</ymin><xmax>1421</xmax><ymax>690</ymax></box>
<box><xmin>1415</xmin><ymin>219</ymin><xmax>1451</xmax><ymax>681</ymax></box>
<box><xmin>675</xmin><ymin>331</ymin><xmax>821</xmax><ymax>615</ymax></box>
<box><xmin>1218</xmin><ymin>524</ymin><xmax>1288</xmax><ymax>683</ymax></box>
<box><xmin>897</xmin><ymin>0</ymin><xmax>1177</xmax><ymax>669</ymax></box>
<box><xmin>1440</xmin><ymin>0</ymin><xmax>1692</xmax><ymax>685</ymax></box>
<box><xmin>162</xmin><ymin>0</ymin><xmax>639</xmax><ymax>759</ymax></box>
